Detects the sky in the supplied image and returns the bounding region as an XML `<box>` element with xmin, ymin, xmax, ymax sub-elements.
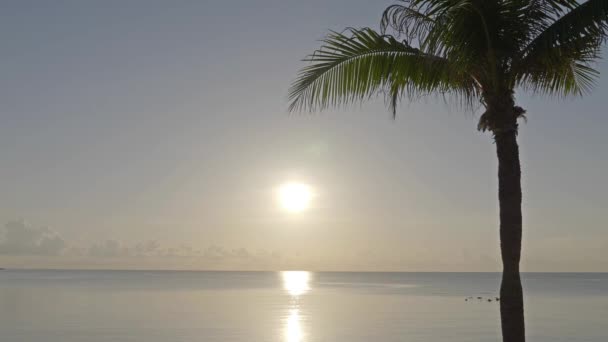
<box><xmin>0</xmin><ymin>0</ymin><xmax>607</xmax><ymax>271</ymax></box>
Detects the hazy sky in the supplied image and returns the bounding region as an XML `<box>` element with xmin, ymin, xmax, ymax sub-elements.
<box><xmin>1</xmin><ymin>0</ymin><xmax>607</xmax><ymax>271</ymax></box>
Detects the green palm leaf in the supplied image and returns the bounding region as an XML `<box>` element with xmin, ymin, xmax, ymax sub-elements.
<box><xmin>513</xmin><ymin>0</ymin><xmax>608</xmax><ymax>95</ymax></box>
<box><xmin>288</xmin><ymin>28</ymin><xmax>478</xmax><ymax>114</ymax></box>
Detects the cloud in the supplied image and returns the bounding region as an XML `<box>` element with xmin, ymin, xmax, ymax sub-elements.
<box><xmin>0</xmin><ymin>220</ymin><xmax>67</xmax><ymax>255</ymax></box>
<box><xmin>87</xmin><ymin>240</ymin><xmax>188</xmax><ymax>258</ymax></box>
<box><xmin>88</xmin><ymin>240</ymin><xmax>130</xmax><ymax>257</ymax></box>
<box><xmin>0</xmin><ymin>220</ymin><xmax>325</xmax><ymax>269</ymax></box>
<box><xmin>0</xmin><ymin>221</ymin><xmax>390</xmax><ymax>271</ymax></box>
<box><xmin>133</xmin><ymin>240</ymin><xmax>161</xmax><ymax>256</ymax></box>
<box><xmin>82</xmin><ymin>238</ymin><xmax>275</xmax><ymax>264</ymax></box>
<box><xmin>0</xmin><ymin>221</ymin><xmax>309</xmax><ymax>270</ymax></box>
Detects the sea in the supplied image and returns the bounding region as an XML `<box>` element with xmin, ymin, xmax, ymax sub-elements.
<box><xmin>0</xmin><ymin>270</ymin><xmax>606</xmax><ymax>342</ymax></box>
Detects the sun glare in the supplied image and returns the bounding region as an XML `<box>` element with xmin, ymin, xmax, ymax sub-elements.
<box><xmin>281</xmin><ymin>271</ymin><xmax>310</xmax><ymax>342</ymax></box>
<box><xmin>282</xmin><ymin>271</ymin><xmax>311</xmax><ymax>297</ymax></box>
<box><xmin>285</xmin><ymin>308</ymin><xmax>303</xmax><ymax>342</ymax></box>
<box><xmin>278</xmin><ymin>183</ymin><xmax>312</xmax><ymax>213</ymax></box>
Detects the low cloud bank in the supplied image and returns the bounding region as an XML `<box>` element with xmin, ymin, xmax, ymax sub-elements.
<box><xmin>0</xmin><ymin>221</ymin><xmax>282</xmax><ymax>265</ymax></box>
<box><xmin>0</xmin><ymin>221</ymin><xmax>67</xmax><ymax>255</ymax></box>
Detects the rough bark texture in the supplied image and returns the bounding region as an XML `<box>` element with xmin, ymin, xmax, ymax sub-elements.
<box><xmin>495</xmin><ymin>126</ymin><xmax>525</xmax><ymax>342</ymax></box>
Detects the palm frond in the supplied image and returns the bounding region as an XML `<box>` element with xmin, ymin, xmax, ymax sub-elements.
<box><xmin>524</xmin><ymin>0</ymin><xmax>607</xmax><ymax>53</ymax></box>
<box><xmin>379</xmin><ymin>1</ymin><xmax>488</xmax><ymax>60</ymax></box>
<box><xmin>513</xmin><ymin>0</ymin><xmax>608</xmax><ymax>95</ymax></box>
<box><xmin>533</xmin><ymin>0</ymin><xmax>578</xmax><ymax>15</ymax></box>
<box><xmin>516</xmin><ymin>33</ymin><xmax>602</xmax><ymax>95</ymax></box>
<box><xmin>288</xmin><ymin>28</ymin><xmax>478</xmax><ymax>114</ymax></box>
<box><xmin>380</xmin><ymin>1</ymin><xmax>436</xmax><ymax>41</ymax></box>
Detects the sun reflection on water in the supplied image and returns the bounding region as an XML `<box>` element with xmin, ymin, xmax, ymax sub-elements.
<box><xmin>285</xmin><ymin>309</ymin><xmax>303</xmax><ymax>342</ymax></box>
<box><xmin>281</xmin><ymin>271</ymin><xmax>311</xmax><ymax>342</ymax></box>
<box><xmin>282</xmin><ymin>271</ymin><xmax>311</xmax><ymax>297</ymax></box>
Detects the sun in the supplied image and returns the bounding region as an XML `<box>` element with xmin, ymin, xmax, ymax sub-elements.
<box><xmin>278</xmin><ymin>183</ymin><xmax>312</xmax><ymax>213</ymax></box>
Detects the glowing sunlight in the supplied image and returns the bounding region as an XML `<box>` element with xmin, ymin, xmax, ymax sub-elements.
<box><xmin>281</xmin><ymin>271</ymin><xmax>310</xmax><ymax>342</ymax></box>
<box><xmin>281</xmin><ymin>271</ymin><xmax>311</xmax><ymax>297</ymax></box>
<box><xmin>285</xmin><ymin>308</ymin><xmax>303</xmax><ymax>342</ymax></box>
<box><xmin>278</xmin><ymin>183</ymin><xmax>312</xmax><ymax>213</ymax></box>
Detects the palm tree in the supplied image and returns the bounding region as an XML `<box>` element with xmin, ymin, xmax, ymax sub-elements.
<box><xmin>288</xmin><ymin>1</ymin><xmax>608</xmax><ymax>341</ymax></box>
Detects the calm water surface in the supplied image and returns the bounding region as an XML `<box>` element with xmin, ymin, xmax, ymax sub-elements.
<box><xmin>0</xmin><ymin>270</ymin><xmax>606</xmax><ymax>341</ymax></box>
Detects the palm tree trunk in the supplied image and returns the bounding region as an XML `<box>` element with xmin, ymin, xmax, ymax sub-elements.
<box><xmin>495</xmin><ymin>128</ymin><xmax>525</xmax><ymax>342</ymax></box>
